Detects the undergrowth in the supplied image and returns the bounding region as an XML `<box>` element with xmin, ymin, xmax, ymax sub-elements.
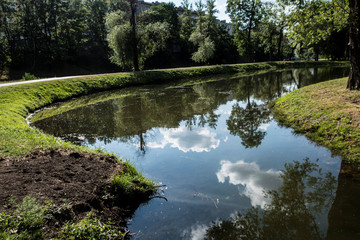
<box><xmin>57</xmin><ymin>213</ymin><xmax>124</xmax><ymax>240</ymax></box>
<box><xmin>0</xmin><ymin>197</ymin><xmax>127</xmax><ymax>239</ymax></box>
<box><xmin>0</xmin><ymin>196</ymin><xmax>46</xmax><ymax>239</ymax></box>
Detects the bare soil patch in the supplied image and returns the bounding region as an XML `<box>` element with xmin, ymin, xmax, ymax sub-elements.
<box><xmin>0</xmin><ymin>149</ymin><xmax>121</xmax><ymax>208</ymax></box>
<box><xmin>0</xmin><ymin>149</ymin><xmax>143</xmax><ymax>237</ymax></box>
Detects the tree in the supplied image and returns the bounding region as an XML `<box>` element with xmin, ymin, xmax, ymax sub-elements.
<box><xmin>256</xmin><ymin>2</ymin><xmax>291</xmax><ymax>61</ymax></box>
<box><xmin>285</xmin><ymin>0</ymin><xmax>348</xmax><ymax>61</ymax></box>
<box><xmin>139</xmin><ymin>2</ymin><xmax>181</xmax><ymax>68</ymax></box>
<box><xmin>227</xmin><ymin>0</ymin><xmax>263</xmax><ymax>61</ymax></box>
<box><xmin>347</xmin><ymin>0</ymin><xmax>360</xmax><ymax>89</ymax></box>
<box><xmin>106</xmin><ymin>0</ymin><xmax>170</xmax><ymax>71</ymax></box>
<box><xmin>180</xmin><ymin>0</ymin><xmax>195</xmax><ymax>43</ymax></box>
<box><xmin>189</xmin><ymin>0</ymin><xmax>215</xmax><ymax>63</ymax></box>
<box><xmin>281</xmin><ymin>0</ymin><xmax>358</xmax><ymax>89</ymax></box>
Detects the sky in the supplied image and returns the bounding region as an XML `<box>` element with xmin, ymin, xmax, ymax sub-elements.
<box><xmin>154</xmin><ymin>0</ymin><xmax>231</xmax><ymax>22</ymax></box>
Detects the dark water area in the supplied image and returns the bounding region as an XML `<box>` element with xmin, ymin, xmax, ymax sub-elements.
<box><xmin>30</xmin><ymin>67</ymin><xmax>360</xmax><ymax>239</ymax></box>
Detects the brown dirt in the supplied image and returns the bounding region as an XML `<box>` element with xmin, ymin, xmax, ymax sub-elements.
<box><xmin>0</xmin><ymin>149</ymin><xmax>121</xmax><ymax>208</ymax></box>
<box><xmin>0</xmin><ymin>149</ymin><xmax>141</xmax><ymax>237</ymax></box>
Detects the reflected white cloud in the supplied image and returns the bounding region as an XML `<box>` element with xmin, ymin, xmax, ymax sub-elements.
<box><xmin>259</xmin><ymin>123</ymin><xmax>270</xmax><ymax>131</ymax></box>
<box><xmin>182</xmin><ymin>223</ymin><xmax>208</xmax><ymax>240</ymax></box>
<box><xmin>217</xmin><ymin>160</ymin><xmax>282</xmax><ymax>208</ymax></box>
<box><xmin>148</xmin><ymin>126</ymin><xmax>220</xmax><ymax>152</ymax></box>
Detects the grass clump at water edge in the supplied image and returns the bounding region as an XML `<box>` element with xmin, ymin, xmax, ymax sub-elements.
<box><xmin>112</xmin><ymin>162</ymin><xmax>156</xmax><ymax>195</ymax></box>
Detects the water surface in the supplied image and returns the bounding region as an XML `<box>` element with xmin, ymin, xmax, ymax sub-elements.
<box><xmin>31</xmin><ymin>67</ymin><xmax>360</xmax><ymax>239</ymax></box>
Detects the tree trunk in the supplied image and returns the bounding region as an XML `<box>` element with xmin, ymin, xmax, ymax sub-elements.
<box><xmin>347</xmin><ymin>0</ymin><xmax>360</xmax><ymax>90</ymax></box>
<box><xmin>130</xmin><ymin>0</ymin><xmax>139</xmax><ymax>71</ymax></box>
<box><xmin>277</xmin><ymin>26</ymin><xmax>284</xmax><ymax>61</ymax></box>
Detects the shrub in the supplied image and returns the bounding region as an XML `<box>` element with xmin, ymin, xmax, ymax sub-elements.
<box><xmin>21</xmin><ymin>73</ymin><xmax>38</xmax><ymax>81</ymax></box>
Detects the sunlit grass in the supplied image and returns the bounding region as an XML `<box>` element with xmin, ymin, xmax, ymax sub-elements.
<box><xmin>273</xmin><ymin>77</ymin><xmax>360</xmax><ymax>163</ymax></box>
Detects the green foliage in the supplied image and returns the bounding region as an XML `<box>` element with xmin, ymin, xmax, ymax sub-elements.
<box><xmin>227</xmin><ymin>0</ymin><xmax>263</xmax><ymax>60</ymax></box>
<box><xmin>189</xmin><ymin>0</ymin><xmax>217</xmax><ymax>63</ymax></box>
<box><xmin>281</xmin><ymin>0</ymin><xmax>349</xmax><ymax>60</ymax></box>
<box><xmin>190</xmin><ymin>35</ymin><xmax>215</xmax><ymax>63</ymax></box>
<box><xmin>58</xmin><ymin>213</ymin><xmax>124</xmax><ymax>240</ymax></box>
<box><xmin>21</xmin><ymin>73</ymin><xmax>38</xmax><ymax>81</ymax></box>
<box><xmin>106</xmin><ymin>5</ymin><xmax>170</xmax><ymax>70</ymax></box>
<box><xmin>180</xmin><ymin>0</ymin><xmax>195</xmax><ymax>43</ymax></box>
<box><xmin>0</xmin><ymin>196</ymin><xmax>46</xmax><ymax>239</ymax></box>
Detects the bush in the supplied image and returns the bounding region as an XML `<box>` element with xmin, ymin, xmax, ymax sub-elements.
<box><xmin>21</xmin><ymin>73</ymin><xmax>38</xmax><ymax>81</ymax></box>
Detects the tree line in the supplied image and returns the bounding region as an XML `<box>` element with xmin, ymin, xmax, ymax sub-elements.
<box><xmin>0</xmin><ymin>0</ymin><xmax>356</xmax><ymax>80</ymax></box>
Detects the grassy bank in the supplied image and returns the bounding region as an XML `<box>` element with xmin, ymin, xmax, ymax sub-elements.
<box><xmin>272</xmin><ymin>77</ymin><xmax>360</xmax><ymax>164</ymax></box>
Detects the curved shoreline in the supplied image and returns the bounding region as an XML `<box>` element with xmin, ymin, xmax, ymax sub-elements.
<box><xmin>272</xmin><ymin>77</ymin><xmax>360</xmax><ymax>164</ymax></box>
<box><xmin>0</xmin><ymin>61</ymin><xmax>349</xmax><ymax>238</ymax></box>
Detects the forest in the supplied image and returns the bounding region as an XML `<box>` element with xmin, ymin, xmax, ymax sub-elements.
<box><xmin>0</xmin><ymin>0</ymin><xmax>351</xmax><ymax>78</ymax></box>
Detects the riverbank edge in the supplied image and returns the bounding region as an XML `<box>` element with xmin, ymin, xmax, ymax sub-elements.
<box><xmin>0</xmin><ymin>61</ymin><xmax>348</xmax><ymax>238</ymax></box>
<box><xmin>272</xmin><ymin>77</ymin><xmax>360</xmax><ymax>165</ymax></box>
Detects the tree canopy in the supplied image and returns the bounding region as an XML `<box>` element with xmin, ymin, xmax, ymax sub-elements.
<box><xmin>0</xmin><ymin>0</ymin><xmax>357</xmax><ymax>82</ymax></box>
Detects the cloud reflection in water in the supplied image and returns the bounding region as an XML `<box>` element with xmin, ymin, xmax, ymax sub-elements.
<box><xmin>181</xmin><ymin>223</ymin><xmax>208</xmax><ymax>240</ymax></box>
<box><xmin>148</xmin><ymin>126</ymin><xmax>220</xmax><ymax>153</ymax></box>
<box><xmin>217</xmin><ymin>160</ymin><xmax>282</xmax><ymax>208</ymax></box>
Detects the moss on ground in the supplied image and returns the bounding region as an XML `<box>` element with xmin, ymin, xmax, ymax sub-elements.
<box><xmin>272</xmin><ymin>77</ymin><xmax>360</xmax><ymax>164</ymax></box>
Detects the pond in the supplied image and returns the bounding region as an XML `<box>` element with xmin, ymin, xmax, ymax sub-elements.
<box><xmin>30</xmin><ymin>67</ymin><xmax>360</xmax><ymax>239</ymax></box>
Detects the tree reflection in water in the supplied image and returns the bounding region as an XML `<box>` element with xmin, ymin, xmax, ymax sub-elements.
<box><xmin>227</xmin><ymin>75</ymin><xmax>271</xmax><ymax>148</ymax></box>
<box><xmin>204</xmin><ymin>158</ymin><xmax>337</xmax><ymax>240</ymax></box>
<box><xmin>227</xmin><ymin>102</ymin><xmax>270</xmax><ymax>148</ymax></box>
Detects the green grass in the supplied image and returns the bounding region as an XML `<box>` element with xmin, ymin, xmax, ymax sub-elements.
<box><xmin>111</xmin><ymin>161</ymin><xmax>156</xmax><ymax>194</ymax></box>
<box><xmin>0</xmin><ymin>196</ymin><xmax>47</xmax><ymax>239</ymax></box>
<box><xmin>0</xmin><ymin>196</ymin><xmax>127</xmax><ymax>239</ymax></box>
<box><xmin>57</xmin><ymin>213</ymin><xmax>124</xmax><ymax>240</ymax></box>
<box><xmin>272</xmin><ymin>77</ymin><xmax>360</xmax><ymax>164</ymax></box>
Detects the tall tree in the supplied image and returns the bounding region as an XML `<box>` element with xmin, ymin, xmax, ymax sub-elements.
<box><xmin>189</xmin><ymin>0</ymin><xmax>215</xmax><ymax>63</ymax></box>
<box><xmin>227</xmin><ymin>0</ymin><xmax>263</xmax><ymax>61</ymax></box>
<box><xmin>139</xmin><ymin>2</ymin><xmax>181</xmax><ymax>68</ymax></box>
<box><xmin>180</xmin><ymin>0</ymin><xmax>195</xmax><ymax>43</ymax></box>
<box><xmin>281</xmin><ymin>0</ymin><xmax>357</xmax><ymax>89</ymax></box>
<box><xmin>256</xmin><ymin>2</ymin><xmax>290</xmax><ymax>61</ymax></box>
<box><xmin>106</xmin><ymin>0</ymin><xmax>170</xmax><ymax>71</ymax></box>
